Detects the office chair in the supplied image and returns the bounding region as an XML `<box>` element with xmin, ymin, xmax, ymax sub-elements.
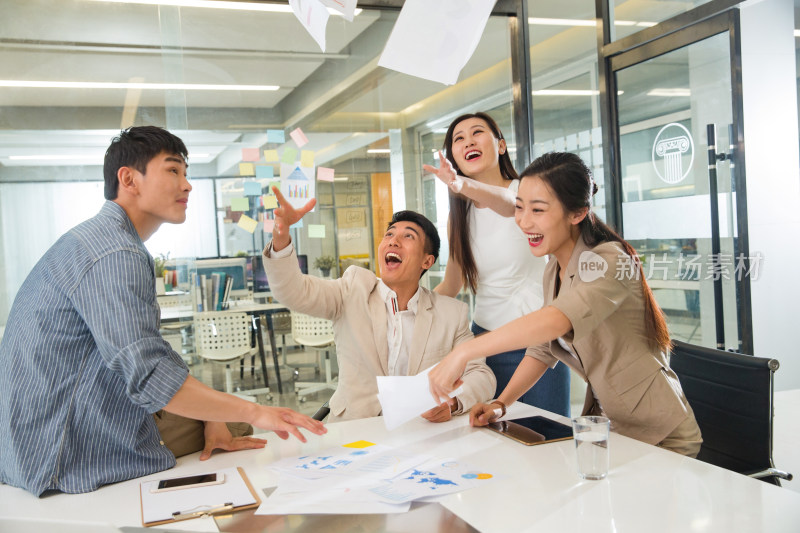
<box><xmin>290</xmin><ymin>311</ymin><xmax>338</xmax><ymax>402</ymax></box>
<box><xmin>193</xmin><ymin>312</ymin><xmax>268</xmax><ymax>401</ymax></box>
<box><xmin>670</xmin><ymin>339</ymin><xmax>792</xmax><ymax>485</ymax></box>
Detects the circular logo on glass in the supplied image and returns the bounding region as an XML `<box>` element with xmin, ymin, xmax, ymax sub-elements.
<box><xmin>651</xmin><ymin>123</ymin><xmax>694</xmax><ymax>184</ymax></box>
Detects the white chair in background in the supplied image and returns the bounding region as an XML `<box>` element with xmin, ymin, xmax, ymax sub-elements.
<box><xmin>193</xmin><ymin>311</ymin><xmax>268</xmax><ymax>401</ymax></box>
<box><xmin>290</xmin><ymin>311</ymin><xmax>337</xmax><ymax>402</ymax></box>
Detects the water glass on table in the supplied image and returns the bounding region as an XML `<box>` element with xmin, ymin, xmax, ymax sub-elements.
<box><xmin>572</xmin><ymin>416</ymin><xmax>610</xmax><ymax>480</ymax></box>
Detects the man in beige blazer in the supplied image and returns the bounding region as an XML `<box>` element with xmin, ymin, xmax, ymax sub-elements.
<box><xmin>263</xmin><ymin>188</ymin><xmax>495</xmax><ymax>423</ymax></box>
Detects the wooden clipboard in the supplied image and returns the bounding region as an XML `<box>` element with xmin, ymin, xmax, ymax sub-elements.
<box><xmin>140</xmin><ymin>466</ymin><xmax>261</xmax><ymax>527</ymax></box>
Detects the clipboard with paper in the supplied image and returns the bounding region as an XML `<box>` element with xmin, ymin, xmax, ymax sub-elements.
<box><xmin>139</xmin><ymin>466</ymin><xmax>260</xmax><ymax>527</ymax></box>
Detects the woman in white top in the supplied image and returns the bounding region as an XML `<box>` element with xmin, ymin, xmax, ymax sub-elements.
<box><xmin>424</xmin><ymin>112</ymin><xmax>570</xmax><ymax>417</ymax></box>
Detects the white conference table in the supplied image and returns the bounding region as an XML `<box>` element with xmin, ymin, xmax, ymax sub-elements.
<box><xmin>2</xmin><ymin>404</ymin><xmax>800</xmax><ymax>532</ymax></box>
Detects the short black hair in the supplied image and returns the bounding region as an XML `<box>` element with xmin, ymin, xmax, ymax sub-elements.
<box><xmin>103</xmin><ymin>126</ymin><xmax>188</xmax><ymax>200</ymax></box>
<box><xmin>387</xmin><ymin>210</ymin><xmax>440</xmax><ymax>263</ymax></box>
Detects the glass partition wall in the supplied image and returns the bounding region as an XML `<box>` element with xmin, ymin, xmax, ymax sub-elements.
<box><xmin>0</xmin><ymin>0</ymin><xmax>515</xmax><ymax>324</ymax></box>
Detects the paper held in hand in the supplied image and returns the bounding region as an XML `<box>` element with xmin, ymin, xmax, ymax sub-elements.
<box><xmin>376</xmin><ymin>365</ymin><xmax>463</xmax><ymax>430</ymax></box>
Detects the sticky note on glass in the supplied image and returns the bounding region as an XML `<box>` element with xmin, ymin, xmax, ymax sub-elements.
<box><xmin>264</xmin><ymin>149</ymin><xmax>279</xmax><ymax>162</ymax></box>
<box><xmin>263</xmin><ymin>218</ymin><xmax>275</xmax><ymax>233</ymax></box>
<box><xmin>244</xmin><ymin>181</ymin><xmax>262</xmax><ymax>196</ymax></box>
<box><xmin>343</xmin><ymin>440</ymin><xmax>375</xmax><ymax>449</ymax></box>
<box><xmin>290</xmin><ymin>127</ymin><xmax>309</xmax><ymax>147</ymax></box>
<box><xmin>262</xmin><ymin>195</ymin><xmax>278</xmax><ymax>209</ymax></box>
<box><xmin>230</xmin><ymin>197</ymin><xmax>249</xmax><ymax>212</ymax></box>
<box><xmin>317</xmin><ymin>167</ymin><xmax>334</xmax><ymax>182</ymax></box>
<box><xmin>267</xmin><ymin>129</ymin><xmax>285</xmax><ymax>144</ymax></box>
<box><xmin>290</xmin><ymin>219</ymin><xmax>304</xmax><ymax>229</ymax></box>
<box><xmin>282</xmin><ymin>147</ymin><xmax>298</xmax><ymax>164</ymax></box>
<box><xmin>239</xmin><ymin>163</ymin><xmax>255</xmax><ymax>176</ymax></box>
<box><xmin>242</xmin><ymin>148</ymin><xmax>260</xmax><ymax>162</ymax></box>
<box><xmin>308</xmin><ymin>224</ymin><xmax>326</xmax><ymax>238</ymax></box>
<box><xmin>300</xmin><ymin>150</ymin><xmax>315</xmax><ymax>168</ymax></box>
<box><xmin>266</xmin><ymin>179</ymin><xmax>281</xmax><ymax>194</ymax></box>
<box><xmin>256</xmin><ymin>165</ymin><xmax>274</xmax><ymax>179</ymax></box>
<box><xmin>237</xmin><ymin>214</ymin><xmax>258</xmax><ymax>234</ymax></box>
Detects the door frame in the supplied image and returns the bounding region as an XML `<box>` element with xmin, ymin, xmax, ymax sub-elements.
<box><xmin>596</xmin><ymin>4</ymin><xmax>752</xmax><ymax>353</ymax></box>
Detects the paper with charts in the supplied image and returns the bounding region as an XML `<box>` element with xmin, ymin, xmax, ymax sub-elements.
<box><xmin>256</xmin><ymin>441</ymin><xmax>497</xmax><ymax>514</ymax></box>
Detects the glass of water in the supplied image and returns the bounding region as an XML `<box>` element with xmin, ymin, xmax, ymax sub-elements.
<box><xmin>572</xmin><ymin>416</ymin><xmax>610</xmax><ymax>480</ymax></box>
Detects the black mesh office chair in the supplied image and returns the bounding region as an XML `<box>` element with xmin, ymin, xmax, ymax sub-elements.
<box><xmin>670</xmin><ymin>339</ymin><xmax>792</xmax><ymax>485</ymax></box>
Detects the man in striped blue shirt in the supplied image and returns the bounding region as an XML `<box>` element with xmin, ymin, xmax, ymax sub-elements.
<box><xmin>0</xmin><ymin>126</ymin><xmax>326</xmax><ymax>496</ymax></box>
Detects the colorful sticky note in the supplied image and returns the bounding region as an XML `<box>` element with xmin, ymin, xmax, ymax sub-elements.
<box><xmin>317</xmin><ymin>167</ymin><xmax>334</xmax><ymax>182</ymax></box>
<box><xmin>230</xmin><ymin>197</ymin><xmax>249</xmax><ymax>212</ymax></box>
<box><xmin>300</xmin><ymin>150</ymin><xmax>315</xmax><ymax>168</ymax></box>
<box><xmin>343</xmin><ymin>440</ymin><xmax>376</xmax><ymax>449</ymax></box>
<box><xmin>239</xmin><ymin>163</ymin><xmax>255</xmax><ymax>176</ymax></box>
<box><xmin>242</xmin><ymin>148</ymin><xmax>260</xmax><ymax>162</ymax></box>
<box><xmin>244</xmin><ymin>181</ymin><xmax>262</xmax><ymax>196</ymax></box>
<box><xmin>267</xmin><ymin>129</ymin><xmax>285</xmax><ymax>144</ymax></box>
<box><xmin>263</xmin><ymin>218</ymin><xmax>275</xmax><ymax>233</ymax></box>
<box><xmin>237</xmin><ymin>214</ymin><xmax>258</xmax><ymax>233</ymax></box>
<box><xmin>264</xmin><ymin>149</ymin><xmax>279</xmax><ymax>162</ymax></box>
<box><xmin>308</xmin><ymin>224</ymin><xmax>326</xmax><ymax>238</ymax></box>
<box><xmin>290</xmin><ymin>219</ymin><xmax>304</xmax><ymax>229</ymax></box>
<box><xmin>255</xmin><ymin>165</ymin><xmax>274</xmax><ymax>179</ymax></box>
<box><xmin>262</xmin><ymin>195</ymin><xmax>278</xmax><ymax>209</ymax></box>
<box><xmin>290</xmin><ymin>127</ymin><xmax>309</xmax><ymax>147</ymax></box>
<box><xmin>266</xmin><ymin>179</ymin><xmax>281</xmax><ymax>194</ymax></box>
<box><xmin>281</xmin><ymin>147</ymin><xmax>298</xmax><ymax>164</ymax></box>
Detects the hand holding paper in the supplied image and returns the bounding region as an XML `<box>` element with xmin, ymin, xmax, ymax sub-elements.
<box><xmin>271</xmin><ymin>186</ymin><xmax>316</xmax><ymax>252</ymax></box>
<box><xmin>377</xmin><ymin>365</ymin><xmax>464</xmax><ymax>430</ymax></box>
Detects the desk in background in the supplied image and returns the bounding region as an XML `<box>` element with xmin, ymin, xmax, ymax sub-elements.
<box><xmin>2</xmin><ymin>405</ymin><xmax>799</xmax><ymax>532</ymax></box>
<box><xmin>160</xmin><ymin>300</ymin><xmax>289</xmax><ymax>394</ymax></box>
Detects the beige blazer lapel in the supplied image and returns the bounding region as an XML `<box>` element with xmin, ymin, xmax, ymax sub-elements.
<box><xmin>368</xmin><ymin>288</ymin><xmax>390</xmax><ymax>375</ymax></box>
<box><xmin>407</xmin><ymin>290</ymin><xmax>433</xmax><ymax>375</ymax></box>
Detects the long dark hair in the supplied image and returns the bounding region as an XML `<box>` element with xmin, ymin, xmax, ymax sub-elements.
<box><xmin>443</xmin><ymin>112</ymin><xmax>517</xmax><ymax>292</ymax></box>
<box><xmin>521</xmin><ymin>152</ymin><xmax>671</xmax><ymax>352</ymax></box>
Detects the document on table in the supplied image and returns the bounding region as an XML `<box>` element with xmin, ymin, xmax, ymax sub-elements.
<box><xmin>377</xmin><ymin>0</ymin><xmax>495</xmax><ymax>85</ymax></box>
<box><xmin>376</xmin><ymin>365</ymin><xmax>463</xmax><ymax>430</ymax></box>
<box><xmin>256</xmin><ymin>441</ymin><xmax>497</xmax><ymax>515</ymax></box>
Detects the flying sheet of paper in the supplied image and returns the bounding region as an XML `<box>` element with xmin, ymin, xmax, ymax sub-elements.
<box><xmin>267</xmin><ymin>130</ymin><xmax>285</xmax><ymax>144</ymax></box>
<box><xmin>289</xmin><ymin>0</ymin><xmax>330</xmax><ymax>52</ymax></box>
<box><xmin>377</xmin><ymin>0</ymin><xmax>494</xmax><ymax>85</ymax></box>
<box><xmin>320</xmin><ymin>0</ymin><xmax>358</xmax><ymax>21</ymax></box>
<box><xmin>280</xmin><ymin>163</ymin><xmax>315</xmax><ymax>211</ymax></box>
<box><xmin>317</xmin><ymin>166</ymin><xmax>335</xmax><ymax>182</ymax></box>
<box><xmin>376</xmin><ymin>365</ymin><xmax>464</xmax><ymax>431</ymax></box>
<box><xmin>237</xmin><ymin>214</ymin><xmax>258</xmax><ymax>233</ymax></box>
<box><xmin>256</xmin><ymin>165</ymin><xmax>274</xmax><ymax>179</ymax></box>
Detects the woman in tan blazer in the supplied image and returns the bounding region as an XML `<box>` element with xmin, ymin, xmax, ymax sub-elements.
<box><xmin>429</xmin><ymin>152</ymin><xmax>702</xmax><ymax>457</ymax></box>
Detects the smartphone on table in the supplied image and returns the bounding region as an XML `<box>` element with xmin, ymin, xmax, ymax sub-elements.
<box><xmin>485</xmin><ymin>415</ymin><xmax>573</xmax><ymax>446</ymax></box>
<box><xmin>150</xmin><ymin>472</ymin><xmax>225</xmax><ymax>493</ymax></box>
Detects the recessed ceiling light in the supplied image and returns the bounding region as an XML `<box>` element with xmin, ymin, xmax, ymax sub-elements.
<box><xmin>89</xmin><ymin>0</ymin><xmax>361</xmax><ymax>16</ymax></box>
<box><xmin>647</xmin><ymin>88</ymin><xmax>690</xmax><ymax>97</ymax></box>
<box><xmin>0</xmin><ymin>81</ymin><xmax>279</xmax><ymax>91</ymax></box>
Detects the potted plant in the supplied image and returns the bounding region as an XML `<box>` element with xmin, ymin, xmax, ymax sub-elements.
<box><xmin>313</xmin><ymin>255</ymin><xmax>336</xmax><ymax>278</ymax></box>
